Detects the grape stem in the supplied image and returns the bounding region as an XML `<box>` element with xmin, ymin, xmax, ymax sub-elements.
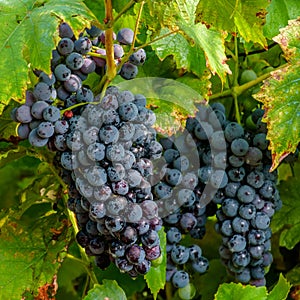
<box><xmin>115</xmin><ymin>1</ymin><xmax>145</xmax><ymax>75</ymax></box>
<box><xmin>112</xmin><ymin>0</ymin><xmax>137</xmax><ymax>25</ymax></box>
<box><xmin>104</xmin><ymin>0</ymin><xmax>116</xmax><ymax>82</ymax></box>
<box><xmin>233</xmin><ymin>32</ymin><xmax>241</xmax><ymax>124</ymax></box>
<box><xmin>136</xmin><ymin>29</ymin><xmax>180</xmax><ymax>50</ymax></box>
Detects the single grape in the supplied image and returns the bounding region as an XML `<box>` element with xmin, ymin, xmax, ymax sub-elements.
<box><xmin>225</xmin><ymin>182</ymin><xmax>241</xmax><ymax>198</ymax></box>
<box><xmin>66</xmin><ymin>52</ymin><xmax>84</xmax><ymax>70</ymax></box>
<box><xmin>129</xmin><ymin>49</ymin><xmax>146</xmax><ymax>65</ymax></box>
<box><xmin>191</xmin><ymin>257</ymin><xmax>209</xmax><ymax>273</ymax></box>
<box><xmin>126</xmin><ymin>245</ymin><xmax>146</xmax><ymax>265</ymax></box>
<box><xmin>180</xmin><ymin>212</ymin><xmax>197</xmax><ymax>231</ymax></box>
<box><xmin>232</xmin><ymin>216</ymin><xmax>249</xmax><ymax>233</ymax></box>
<box><xmin>28</xmin><ymin>128</ymin><xmax>48</xmax><ymax>147</ymax></box>
<box><xmin>64</xmin><ymin>74</ymin><xmax>82</xmax><ymax>93</ymax></box>
<box><xmin>17</xmin><ymin>123</ymin><xmax>30</xmax><ymax>139</ymax></box>
<box><xmin>37</xmin><ymin>121</ymin><xmax>54</xmax><ymax>138</ymax></box>
<box><xmin>135</xmin><ymin>259</ymin><xmax>151</xmax><ymax>275</ymax></box>
<box><xmin>172</xmin><ymin>270</ymin><xmax>189</xmax><ymax>288</ymax></box>
<box><xmin>222</xmin><ymin>198</ymin><xmax>240</xmax><ymax>217</ymax></box>
<box><xmin>120</xmin><ymin>62</ymin><xmax>138</xmax><ymax>80</ymax></box>
<box><xmin>33</xmin><ymin>82</ymin><xmax>52</xmax><ymax>101</ymax></box>
<box><xmin>188</xmin><ymin>244</ymin><xmax>202</xmax><ymax>261</ymax></box>
<box><xmin>237</xmin><ymin>185</ymin><xmax>256</xmax><ymax>203</ymax></box>
<box><xmin>229</xmin><ymin>155</ymin><xmax>244</xmax><ymax>167</ymax></box>
<box><xmin>232</xmin><ymin>249</ymin><xmax>251</xmax><ymax>268</ymax></box>
<box><xmin>239</xmin><ymin>204</ymin><xmax>256</xmax><ymax>220</ymax></box>
<box><xmin>118</xmin><ymin>102</ymin><xmax>139</xmax><ymax>121</ymax></box>
<box><xmin>57</xmin><ymin>38</ymin><xmax>74</xmax><ymax>55</ymax></box>
<box><xmin>59</xmin><ymin>22</ymin><xmax>74</xmax><ymax>39</ymax></box>
<box><xmin>99</xmin><ymin>125</ymin><xmax>119</xmax><ymax>144</ymax></box>
<box><xmin>227</xmin><ymin>234</ymin><xmax>247</xmax><ymax>252</ymax></box>
<box><xmin>43</xmin><ymin>106</ymin><xmax>61</xmax><ymax>122</ymax></box>
<box><xmin>231</xmin><ymin>138</ymin><xmax>249</xmax><ymax>156</ymax></box>
<box><xmin>224</xmin><ymin>122</ymin><xmax>244</xmax><ymax>142</ymax></box>
<box><xmin>194</xmin><ymin>122</ymin><xmax>214</xmax><ymax>140</ymax></box>
<box><xmin>141</xmin><ymin>230</ymin><xmax>160</xmax><ymax>248</ymax></box>
<box><xmin>113</xmin><ymin>44</ymin><xmax>124</xmax><ymax>58</ymax></box>
<box><xmin>16</xmin><ymin>105</ymin><xmax>32</xmax><ymax>123</ymax></box>
<box><xmin>80</xmin><ymin>58</ymin><xmax>96</xmax><ymax>74</ymax></box>
<box><xmin>251</xmin><ymin>212</ymin><xmax>270</xmax><ymax>230</ymax></box>
<box><xmin>117</xmin><ymin>28</ymin><xmax>134</xmax><ymax>45</ymax></box>
<box><xmin>86</xmin><ymin>142</ymin><xmax>105</xmax><ymax>161</ymax></box>
<box><xmin>245</xmin><ymin>147</ymin><xmax>263</xmax><ymax>166</ymax></box>
<box><xmin>74</xmin><ymin>36</ymin><xmax>92</xmax><ymax>54</ymax></box>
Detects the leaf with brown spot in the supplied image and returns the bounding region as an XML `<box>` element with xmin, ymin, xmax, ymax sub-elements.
<box><xmin>254</xmin><ymin>18</ymin><xmax>300</xmax><ymax>171</ymax></box>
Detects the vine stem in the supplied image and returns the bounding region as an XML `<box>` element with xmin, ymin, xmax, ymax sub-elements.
<box><xmin>130</xmin><ymin>1</ymin><xmax>145</xmax><ymax>52</ymax></box>
<box><xmin>136</xmin><ymin>29</ymin><xmax>180</xmax><ymax>51</ymax></box>
<box><xmin>115</xmin><ymin>1</ymin><xmax>145</xmax><ymax>75</ymax></box>
<box><xmin>112</xmin><ymin>0</ymin><xmax>137</xmax><ymax>25</ymax></box>
<box><xmin>233</xmin><ymin>31</ymin><xmax>241</xmax><ymax>124</ymax></box>
<box><xmin>104</xmin><ymin>0</ymin><xmax>116</xmax><ymax>82</ymax></box>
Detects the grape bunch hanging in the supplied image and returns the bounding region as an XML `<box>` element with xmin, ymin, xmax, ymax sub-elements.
<box><xmin>11</xmin><ymin>22</ymin><xmax>162</xmax><ymax>277</ymax></box>
<box><xmin>10</xmin><ymin>20</ymin><xmax>284</xmax><ymax>295</ymax></box>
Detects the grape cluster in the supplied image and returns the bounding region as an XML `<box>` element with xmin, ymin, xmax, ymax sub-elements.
<box><xmin>11</xmin><ymin>22</ymin><xmax>146</xmax><ymax>148</ymax></box>
<box><xmin>166</xmin><ymin>227</ymin><xmax>209</xmax><ymax>289</ymax></box>
<box><xmin>84</xmin><ymin>25</ymin><xmax>146</xmax><ymax>80</ymax></box>
<box><xmin>60</xmin><ymin>85</ymin><xmax>164</xmax><ymax>276</ymax></box>
<box><xmin>211</xmin><ymin>108</ymin><xmax>282</xmax><ymax>286</ymax></box>
<box><xmin>11</xmin><ymin>22</ymin><xmax>163</xmax><ymax>276</ymax></box>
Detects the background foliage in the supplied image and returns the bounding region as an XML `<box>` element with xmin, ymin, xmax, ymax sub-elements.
<box><xmin>0</xmin><ymin>0</ymin><xmax>299</xmax><ymax>299</ymax></box>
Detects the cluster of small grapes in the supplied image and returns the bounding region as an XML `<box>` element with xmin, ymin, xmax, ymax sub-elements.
<box><xmin>10</xmin><ymin>21</ymin><xmax>164</xmax><ymax>276</ymax></box>
<box><xmin>150</xmin><ymin>108</ymin><xmax>225</xmax><ymax>290</ymax></box>
<box><xmin>11</xmin><ymin>22</ymin><xmax>146</xmax><ymax>148</ymax></box>
<box><xmin>84</xmin><ymin>24</ymin><xmax>146</xmax><ymax>79</ymax></box>
<box><xmin>211</xmin><ymin>108</ymin><xmax>282</xmax><ymax>286</ymax></box>
<box><xmin>166</xmin><ymin>227</ymin><xmax>209</xmax><ymax>289</ymax></box>
<box><xmin>10</xmin><ymin>87</ymin><xmax>67</xmax><ymax>147</ymax></box>
<box><xmin>57</xmin><ymin>85</ymin><xmax>164</xmax><ymax>277</ymax></box>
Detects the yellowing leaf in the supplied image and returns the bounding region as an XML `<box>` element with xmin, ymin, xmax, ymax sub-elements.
<box><xmin>196</xmin><ymin>0</ymin><xmax>268</xmax><ymax>48</ymax></box>
<box><xmin>254</xmin><ymin>18</ymin><xmax>300</xmax><ymax>170</ymax></box>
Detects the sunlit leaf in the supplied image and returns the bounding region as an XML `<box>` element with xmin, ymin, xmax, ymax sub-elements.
<box><xmin>196</xmin><ymin>0</ymin><xmax>268</xmax><ymax>48</ymax></box>
<box><xmin>264</xmin><ymin>0</ymin><xmax>300</xmax><ymax>39</ymax></box>
<box><xmin>83</xmin><ymin>281</ymin><xmax>126</xmax><ymax>300</ymax></box>
<box><xmin>0</xmin><ymin>0</ymin><xmax>97</xmax><ymax>106</ymax></box>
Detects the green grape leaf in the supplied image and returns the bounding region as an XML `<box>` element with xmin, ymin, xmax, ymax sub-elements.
<box><xmin>0</xmin><ymin>155</ymin><xmax>41</xmax><ymax>210</ymax></box>
<box><xmin>254</xmin><ymin>19</ymin><xmax>300</xmax><ymax>171</ymax></box>
<box><xmin>0</xmin><ymin>145</ymin><xmax>28</xmax><ymax>168</ymax></box>
<box><xmin>83</xmin><ymin>281</ymin><xmax>126</xmax><ymax>300</ymax></box>
<box><xmin>0</xmin><ymin>215</ymin><xmax>70</xmax><ymax>300</ymax></box>
<box><xmin>214</xmin><ymin>282</ymin><xmax>268</xmax><ymax>300</ymax></box>
<box><xmin>264</xmin><ymin>0</ymin><xmax>300</xmax><ymax>39</ymax></box>
<box><xmin>196</xmin><ymin>0</ymin><xmax>268</xmax><ymax>48</ymax></box>
<box><xmin>267</xmin><ymin>274</ymin><xmax>291</xmax><ymax>300</ymax></box>
<box><xmin>287</xmin><ymin>265</ymin><xmax>300</xmax><ymax>285</ymax></box>
<box><xmin>56</xmin><ymin>256</ymin><xmax>86</xmax><ymax>299</ymax></box>
<box><xmin>271</xmin><ymin>163</ymin><xmax>300</xmax><ymax>249</ymax></box>
<box><xmin>0</xmin><ymin>0</ymin><xmax>97</xmax><ymax>106</ymax></box>
<box><xmin>176</xmin><ymin>71</ymin><xmax>212</xmax><ymax>101</ymax></box>
<box><xmin>144</xmin><ymin>228</ymin><xmax>167</xmax><ymax>300</ymax></box>
<box><xmin>147</xmin><ymin>0</ymin><xmax>231</xmax><ymax>82</ymax></box>
<box><xmin>151</xmin><ymin>28</ymin><xmax>207</xmax><ymax>78</ymax></box>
